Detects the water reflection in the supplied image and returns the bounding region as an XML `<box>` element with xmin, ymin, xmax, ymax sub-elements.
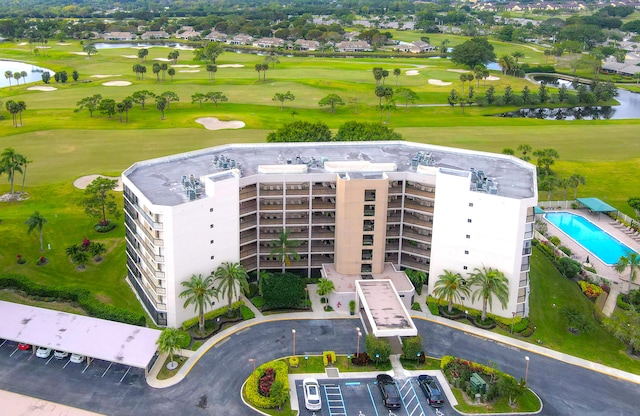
<box><xmin>0</xmin><ymin>60</ymin><xmax>54</xmax><ymax>88</ymax></box>
<box><xmin>91</xmin><ymin>42</ymin><xmax>193</xmax><ymax>50</ymax></box>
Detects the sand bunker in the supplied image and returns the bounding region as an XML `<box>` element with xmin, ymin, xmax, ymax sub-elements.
<box><xmin>27</xmin><ymin>86</ymin><xmax>57</xmax><ymax>91</ymax></box>
<box><xmin>73</xmin><ymin>175</ymin><xmax>123</xmax><ymax>191</ymax></box>
<box><xmin>91</xmin><ymin>74</ymin><xmax>121</xmax><ymax>78</ymax></box>
<box><xmin>218</xmin><ymin>64</ymin><xmax>244</xmax><ymax>68</ymax></box>
<box><xmin>428</xmin><ymin>79</ymin><xmax>452</xmax><ymax>86</ymax></box>
<box><xmin>56</xmin><ymin>42</ymin><xmax>71</xmax><ymax>46</ymax></box>
<box><xmin>447</xmin><ymin>69</ymin><xmax>470</xmax><ymax>73</ymax></box>
<box><xmin>174</xmin><ymin>45</ymin><xmax>195</xmax><ymax>51</ymax></box>
<box><xmin>70</xmin><ymin>51</ymin><xmax>88</xmax><ymax>55</ymax></box>
<box><xmin>121</xmin><ymin>55</ymin><xmax>138</xmax><ymax>59</ymax></box>
<box><xmin>486</xmin><ymin>75</ymin><xmax>500</xmax><ymax>81</ymax></box>
<box><xmin>179</xmin><ymin>70</ymin><xmax>200</xmax><ymax>73</ymax></box>
<box><xmin>35</xmin><ymin>46</ymin><xmax>51</xmax><ymax>49</ymax></box>
<box><xmin>18</xmin><ymin>42</ymin><xmax>28</xmax><ymax>46</ymax></box>
<box><xmin>152</xmin><ymin>57</ymin><xmax>171</xmax><ymax>61</ymax></box>
<box><xmin>103</xmin><ymin>81</ymin><xmax>132</xmax><ymax>86</ymax></box>
<box><xmin>196</xmin><ymin>117</ymin><xmax>245</xmax><ymax>130</ymax></box>
<box><xmin>172</xmin><ymin>64</ymin><xmax>200</xmax><ymax>68</ymax></box>
<box><xmin>405</xmin><ymin>70</ymin><xmax>420</xmax><ymax>76</ymax></box>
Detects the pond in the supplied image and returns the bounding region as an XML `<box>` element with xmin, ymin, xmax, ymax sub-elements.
<box><xmin>496</xmin><ymin>75</ymin><xmax>640</xmax><ymax>120</ymax></box>
<box><xmin>90</xmin><ymin>42</ymin><xmax>194</xmax><ymax>50</ymax></box>
<box><xmin>0</xmin><ymin>60</ymin><xmax>55</xmax><ymax>88</ymax></box>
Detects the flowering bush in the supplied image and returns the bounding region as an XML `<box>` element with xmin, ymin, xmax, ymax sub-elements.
<box><xmin>81</xmin><ymin>237</ymin><xmax>91</xmax><ymax>250</ymax></box>
<box><xmin>578</xmin><ymin>280</ymin><xmax>603</xmax><ymax>300</ymax></box>
<box><xmin>16</xmin><ymin>254</ymin><xmax>26</xmax><ymax>264</ymax></box>
<box><xmin>36</xmin><ymin>256</ymin><xmax>48</xmax><ymax>266</ymax></box>
<box><xmin>258</xmin><ymin>368</ymin><xmax>275</xmax><ymax>397</ymax></box>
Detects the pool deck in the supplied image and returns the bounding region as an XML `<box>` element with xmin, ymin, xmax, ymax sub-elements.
<box><xmin>541</xmin><ymin>208</ymin><xmax>640</xmax><ymax>292</ymax></box>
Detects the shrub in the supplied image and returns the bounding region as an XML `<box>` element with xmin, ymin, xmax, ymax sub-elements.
<box><xmin>617</xmin><ymin>293</ymin><xmax>631</xmax><ymax>310</ymax></box>
<box><xmin>177</xmin><ymin>330</ymin><xmax>191</xmax><ymax>349</ymax></box>
<box><xmin>95</xmin><ymin>222</ymin><xmax>117</xmax><ymax>233</ymax></box>
<box><xmin>578</xmin><ymin>280</ymin><xmax>604</xmax><ymax>300</ymax></box>
<box><xmin>289</xmin><ymin>356</ymin><xmax>299</xmax><ymax>367</ymax></box>
<box><xmin>181</xmin><ymin>300</ymin><xmax>244</xmax><ymax>330</ymax></box>
<box><xmin>549</xmin><ymin>236</ymin><xmax>561</xmax><ymax>246</ymax></box>
<box><xmin>247</xmin><ymin>282</ymin><xmax>259</xmax><ymax>298</ymax></box>
<box><xmin>365</xmin><ymin>334</ymin><xmax>391</xmax><ymax>363</ymax></box>
<box><xmin>512</xmin><ymin>318</ymin><xmax>529</xmax><ymax>333</ymax></box>
<box><xmin>252</xmin><ymin>296</ymin><xmax>265</xmax><ymax>309</ymax></box>
<box><xmin>245</xmin><ymin>360</ymin><xmax>289</xmax><ymax>409</ymax></box>
<box><xmin>426</xmin><ymin>296</ymin><xmax>439</xmax><ymax>315</ymax></box>
<box><xmin>411</xmin><ymin>302</ymin><xmax>422</xmax><ymax>311</ymax></box>
<box><xmin>262</xmin><ymin>272</ymin><xmax>306</xmax><ymax>309</ymax></box>
<box><xmin>558</xmin><ymin>245</ymin><xmax>572</xmax><ymax>256</ymax></box>
<box><xmin>557</xmin><ymin>257</ymin><xmax>582</xmax><ymax>279</ymax></box>
<box><xmin>240</xmin><ymin>305</ymin><xmax>255</xmax><ymax>320</ymax></box>
<box><xmin>16</xmin><ymin>254</ymin><xmax>26</xmax><ymax>264</ymax></box>
<box><xmin>324</xmin><ymin>305</ymin><xmax>334</xmax><ymax>311</ymax></box>
<box><xmin>401</xmin><ymin>335</ymin><xmax>423</xmax><ymax>359</ymax></box>
<box><xmin>323</xmin><ymin>351</ymin><xmax>337</xmax><ymax>366</ymax></box>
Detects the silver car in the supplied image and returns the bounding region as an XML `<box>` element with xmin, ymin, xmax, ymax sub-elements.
<box><xmin>303</xmin><ymin>378</ymin><xmax>322</xmax><ymax>411</ymax></box>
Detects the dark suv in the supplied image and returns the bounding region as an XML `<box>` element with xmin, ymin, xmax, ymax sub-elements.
<box><xmin>376</xmin><ymin>374</ymin><xmax>401</xmax><ymax>409</ymax></box>
<box><xmin>418</xmin><ymin>375</ymin><xmax>445</xmax><ymax>407</ymax></box>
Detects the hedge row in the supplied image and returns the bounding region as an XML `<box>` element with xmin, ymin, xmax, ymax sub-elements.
<box><xmin>181</xmin><ymin>300</ymin><xmax>244</xmax><ymax>331</ymax></box>
<box><xmin>441</xmin><ymin>355</ymin><xmax>515</xmax><ymax>383</ymax></box>
<box><xmin>245</xmin><ymin>360</ymin><xmax>289</xmax><ymax>409</ymax></box>
<box><xmin>240</xmin><ymin>305</ymin><xmax>255</xmax><ymax>320</ymax></box>
<box><xmin>426</xmin><ymin>296</ymin><xmax>522</xmax><ymax>328</ymax></box>
<box><xmin>0</xmin><ymin>273</ymin><xmax>146</xmax><ymax>326</ymax></box>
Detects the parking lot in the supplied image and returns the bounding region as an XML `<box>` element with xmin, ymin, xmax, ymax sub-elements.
<box><xmin>294</xmin><ymin>376</ymin><xmax>455</xmax><ymax>416</ymax></box>
<box><xmin>0</xmin><ymin>339</ymin><xmax>145</xmax><ymax>386</ymax></box>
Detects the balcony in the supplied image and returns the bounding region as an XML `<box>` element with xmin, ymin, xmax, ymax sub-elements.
<box><xmin>240</xmin><ymin>230</ymin><xmax>257</xmax><ymax>244</ymax></box>
<box><xmin>240</xmin><ymin>201</ymin><xmax>257</xmax><ymax>215</ymax></box>
<box><xmin>311</xmin><ymin>213</ymin><xmax>334</xmax><ymax>225</ymax></box>
<box><xmin>286</xmin><ymin>184</ymin><xmax>309</xmax><ymax>195</ymax></box>
<box><xmin>311</xmin><ymin>184</ymin><xmax>335</xmax><ymax>195</ymax></box>
<box><xmin>403</xmin><ymin>214</ymin><xmax>433</xmax><ymax>228</ymax></box>
<box><xmin>388</xmin><ymin>198</ymin><xmax>402</xmax><ymax>209</ymax></box>
<box><xmin>402</xmin><ymin>229</ymin><xmax>432</xmax><ymax>243</ymax></box>
<box><xmin>386</xmin><ymin>226</ymin><xmax>400</xmax><ymax>237</ymax></box>
<box><xmin>311</xmin><ymin>240</ymin><xmax>334</xmax><ymax>251</ymax></box>
<box><xmin>388</xmin><ymin>183</ymin><xmax>403</xmax><ymax>194</ymax></box>
<box><xmin>400</xmin><ymin>254</ymin><xmax>430</xmax><ymax>272</ymax></box>
<box><xmin>311</xmin><ymin>255</ymin><xmax>334</xmax><ymax>266</ymax></box>
<box><xmin>260</xmin><ymin>200</ymin><xmax>283</xmax><ymax>211</ymax></box>
<box><xmin>401</xmin><ymin>243</ymin><xmax>431</xmax><ymax>258</ymax></box>
<box><xmin>519</xmin><ymin>273</ymin><xmax>529</xmax><ymax>288</ymax></box>
<box><xmin>260</xmin><ymin>186</ymin><xmax>283</xmax><ymax>196</ymax></box>
<box><xmin>311</xmin><ymin>226</ymin><xmax>334</xmax><ymax>238</ymax></box>
<box><xmin>312</xmin><ymin>199</ymin><xmax>335</xmax><ymax>210</ymax></box>
<box><xmin>240</xmin><ymin>245</ymin><xmax>258</xmax><ymax>259</ymax></box>
<box><xmin>126</xmin><ymin>248</ymin><xmax>164</xmax><ymax>280</ymax></box>
<box><xmin>259</xmin><ymin>217</ymin><xmax>282</xmax><ymax>226</ymax></box>
<box><xmin>285</xmin><ymin>200</ymin><xmax>309</xmax><ymax>211</ymax></box>
<box><xmin>241</xmin><ymin>257</ymin><xmax>258</xmax><ymax>271</ymax></box>
<box><xmin>405</xmin><ymin>184</ymin><xmax>435</xmax><ymax>199</ymax></box>
<box><xmin>240</xmin><ymin>216</ymin><xmax>258</xmax><ymax>230</ymax></box>
<box><xmin>387</xmin><ymin>213</ymin><xmax>402</xmax><ymax>223</ymax></box>
<box><xmin>404</xmin><ymin>200</ymin><xmax>435</xmax><ymax>214</ymax></box>
<box><xmin>239</xmin><ymin>186</ymin><xmax>257</xmax><ymax>200</ymax></box>
<box><xmin>131</xmin><ymin>204</ymin><xmax>163</xmax><ymax>230</ymax></box>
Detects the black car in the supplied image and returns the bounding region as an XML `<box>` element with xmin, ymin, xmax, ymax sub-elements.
<box><xmin>376</xmin><ymin>374</ymin><xmax>401</xmax><ymax>409</ymax></box>
<box><xmin>418</xmin><ymin>375</ymin><xmax>445</xmax><ymax>407</ymax></box>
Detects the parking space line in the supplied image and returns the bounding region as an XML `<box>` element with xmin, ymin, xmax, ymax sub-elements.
<box><xmin>397</xmin><ymin>379</ymin><xmax>425</xmax><ymax>416</ymax></box>
<box><xmin>63</xmin><ymin>359</ymin><xmax>72</xmax><ymax>369</ymax></box>
<box><xmin>9</xmin><ymin>348</ymin><xmax>19</xmax><ymax>357</ymax></box>
<box><xmin>82</xmin><ymin>362</ymin><xmax>91</xmax><ymax>373</ymax></box>
<box><xmin>101</xmin><ymin>362</ymin><xmax>113</xmax><ymax>377</ymax></box>
<box><xmin>366</xmin><ymin>384</ymin><xmax>380</xmax><ymax>416</ymax></box>
<box><xmin>119</xmin><ymin>366</ymin><xmax>131</xmax><ymax>383</ymax></box>
<box><xmin>0</xmin><ymin>339</ymin><xmax>6</xmax><ymax>347</ymax></box>
<box><xmin>323</xmin><ymin>385</ymin><xmax>346</xmax><ymax>416</ymax></box>
<box><xmin>45</xmin><ymin>355</ymin><xmax>55</xmax><ymax>365</ymax></box>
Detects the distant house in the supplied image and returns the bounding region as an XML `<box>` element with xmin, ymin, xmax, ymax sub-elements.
<box><xmin>253</xmin><ymin>37</ymin><xmax>286</xmax><ymax>48</ymax></box>
<box><xmin>399</xmin><ymin>40</ymin><xmax>436</xmax><ymax>53</ymax></box>
<box><xmin>204</xmin><ymin>30</ymin><xmax>227</xmax><ymax>42</ymax></box>
<box><xmin>601</xmin><ymin>56</ymin><xmax>640</xmax><ymax>76</ymax></box>
<box><xmin>294</xmin><ymin>39</ymin><xmax>320</xmax><ymax>51</ymax></box>
<box><xmin>335</xmin><ymin>41</ymin><xmax>372</xmax><ymax>52</ymax></box>
<box><xmin>176</xmin><ymin>26</ymin><xmax>201</xmax><ymax>40</ymax></box>
<box><xmin>228</xmin><ymin>34</ymin><xmax>254</xmax><ymax>45</ymax></box>
<box><xmin>103</xmin><ymin>31</ymin><xmax>137</xmax><ymax>41</ymax></box>
<box><xmin>141</xmin><ymin>31</ymin><xmax>171</xmax><ymax>40</ymax></box>
<box><xmin>344</xmin><ymin>32</ymin><xmax>361</xmax><ymax>41</ymax></box>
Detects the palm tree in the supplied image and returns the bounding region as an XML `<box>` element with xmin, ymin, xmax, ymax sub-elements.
<box><xmin>393</xmin><ymin>68</ymin><xmax>401</xmax><ymax>86</ymax></box>
<box><xmin>568</xmin><ymin>174</ymin><xmax>586</xmax><ymax>200</ymax></box>
<box><xmin>468</xmin><ymin>265</ymin><xmax>510</xmax><ymax>321</ymax></box>
<box><xmin>156</xmin><ymin>327</ymin><xmax>181</xmax><ymax>369</ymax></box>
<box><xmin>179</xmin><ymin>274</ymin><xmax>217</xmax><ymax>333</ymax></box>
<box><xmin>0</xmin><ymin>147</ymin><xmax>23</xmax><ymax>195</ymax></box>
<box><xmin>71</xmin><ymin>251</ymin><xmax>89</xmax><ymax>269</ymax></box>
<box><xmin>214</xmin><ymin>262</ymin><xmax>249</xmax><ymax>313</ymax></box>
<box><xmin>17</xmin><ymin>153</ymin><xmax>31</xmax><ymax>194</ymax></box>
<box><xmin>25</xmin><ymin>211</ymin><xmax>47</xmax><ymax>252</ymax></box>
<box><xmin>270</xmin><ymin>228</ymin><xmax>301</xmax><ymax>272</ymax></box>
<box><xmin>614</xmin><ymin>252</ymin><xmax>640</xmax><ymax>294</ymax></box>
<box><xmin>316</xmin><ymin>278</ymin><xmax>335</xmax><ymax>301</ymax></box>
<box><xmin>16</xmin><ymin>101</ymin><xmax>26</xmax><ymax>126</ymax></box>
<box><xmin>4</xmin><ymin>70</ymin><xmax>12</xmax><ymax>88</ymax></box>
<box><xmin>433</xmin><ymin>270</ymin><xmax>471</xmax><ymax>313</ymax></box>
<box><xmin>88</xmin><ymin>242</ymin><xmax>107</xmax><ymax>261</ymax></box>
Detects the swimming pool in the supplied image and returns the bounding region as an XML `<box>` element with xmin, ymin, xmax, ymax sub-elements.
<box><xmin>544</xmin><ymin>212</ymin><xmax>637</xmax><ymax>265</ymax></box>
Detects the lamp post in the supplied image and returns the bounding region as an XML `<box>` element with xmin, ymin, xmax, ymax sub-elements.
<box><xmin>525</xmin><ymin>356</ymin><xmax>530</xmax><ymax>382</ymax></box>
<box><xmin>292</xmin><ymin>329</ymin><xmax>296</xmax><ymax>356</ymax></box>
<box><xmin>356</xmin><ymin>327</ymin><xmax>362</xmax><ymax>357</ymax></box>
<box><xmin>511</xmin><ymin>312</ymin><xmax>516</xmax><ymax>334</ymax></box>
<box><xmin>465</xmin><ymin>310</ymin><xmax>468</xmax><ymax>321</ymax></box>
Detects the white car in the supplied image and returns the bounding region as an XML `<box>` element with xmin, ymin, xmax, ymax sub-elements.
<box><xmin>70</xmin><ymin>353</ymin><xmax>85</xmax><ymax>364</ymax></box>
<box><xmin>35</xmin><ymin>347</ymin><xmax>52</xmax><ymax>359</ymax></box>
<box><xmin>54</xmin><ymin>350</ymin><xmax>69</xmax><ymax>360</ymax></box>
<box><xmin>303</xmin><ymin>378</ymin><xmax>322</xmax><ymax>411</ymax></box>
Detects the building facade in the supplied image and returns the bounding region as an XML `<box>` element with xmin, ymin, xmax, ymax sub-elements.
<box><xmin>122</xmin><ymin>141</ymin><xmax>537</xmax><ymax>327</ymax></box>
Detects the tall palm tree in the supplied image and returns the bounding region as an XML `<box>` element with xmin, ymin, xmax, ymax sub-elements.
<box><xmin>25</xmin><ymin>211</ymin><xmax>47</xmax><ymax>252</ymax></box>
<box><xmin>568</xmin><ymin>174</ymin><xmax>586</xmax><ymax>200</ymax></box>
<box><xmin>4</xmin><ymin>70</ymin><xmax>13</xmax><ymax>88</ymax></box>
<box><xmin>614</xmin><ymin>252</ymin><xmax>640</xmax><ymax>294</ymax></box>
<box><xmin>179</xmin><ymin>274</ymin><xmax>217</xmax><ymax>333</ymax></box>
<box><xmin>468</xmin><ymin>266</ymin><xmax>510</xmax><ymax>321</ymax></box>
<box><xmin>214</xmin><ymin>262</ymin><xmax>249</xmax><ymax>313</ymax></box>
<box><xmin>17</xmin><ymin>153</ymin><xmax>31</xmax><ymax>194</ymax></box>
<box><xmin>0</xmin><ymin>147</ymin><xmax>23</xmax><ymax>195</ymax></box>
<box><xmin>270</xmin><ymin>228</ymin><xmax>301</xmax><ymax>272</ymax></box>
<box><xmin>433</xmin><ymin>270</ymin><xmax>471</xmax><ymax>313</ymax></box>
<box><xmin>393</xmin><ymin>68</ymin><xmax>401</xmax><ymax>86</ymax></box>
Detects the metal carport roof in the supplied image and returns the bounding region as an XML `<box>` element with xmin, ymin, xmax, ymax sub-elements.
<box><xmin>576</xmin><ymin>197</ymin><xmax>618</xmax><ymax>213</ymax></box>
<box><xmin>0</xmin><ymin>301</ymin><xmax>161</xmax><ymax>369</ymax></box>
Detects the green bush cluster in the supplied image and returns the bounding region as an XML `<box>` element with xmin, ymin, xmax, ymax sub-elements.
<box><xmin>262</xmin><ymin>272</ymin><xmax>306</xmax><ymax>309</ymax></box>
<box><xmin>181</xmin><ymin>300</ymin><xmax>244</xmax><ymax>330</ymax></box>
<box><xmin>177</xmin><ymin>330</ymin><xmax>191</xmax><ymax>349</ymax></box>
<box><xmin>365</xmin><ymin>334</ymin><xmax>391</xmax><ymax>363</ymax></box>
<box><xmin>426</xmin><ymin>296</ymin><xmax>440</xmax><ymax>315</ymax></box>
<box><xmin>535</xmin><ymin>245</ymin><xmax>583</xmax><ymax>279</ymax></box>
<box><xmin>267</xmin><ymin>120</ymin><xmax>402</xmax><ymax>143</ymax></box>
<box><xmin>0</xmin><ymin>273</ymin><xmax>146</xmax><ymax>326</ymax></box>
<box><xmin>617</xmin><ymin>293</ymin><xmax>631</xmax><ymax>310</ymax></box>
<box><xmin>401</xmin><ymin>335</ymin><xmax>423</xmax><ymax>359</ymax></box>
<box><xmin>323</xmin><ymin>351</ymin><xmax>337</xmax><ymax>366</ymax></box>
<box><xmin>240</xmin><ymin>305</ymin><xmax>255</xmax><ymax>320</ymax></box>
<box><xmin>251</xmin><ymin>296</ymin><xmax>265</xmax><ymax>309</ymax></box>
<box><xmin>245</xmin><ymin>360</ymin><xmax>289</xmax><ymax>409</ymax></box>
<box><xmin>411</xmin><ymin>302</ymin><xmax>422</xmax><ymax>311</ymax></box>
<box><xmin>246</xmin><ymin>282</ymin><xmax>259</xmax><ymax>298</ymax></box>
<box><xmin>548</xmin><ymin>236</ymin><xmax>561</xmax><ymax>246</ymax></box>
<box><xmin>512</xmin><ymin>318</ymin><xmax>529</xmax><ymax>333</ymax></box>
<box><xmin>558</xmin><ymin>245</ymin><xmax>572</xmax><ymax>256</ymax></box>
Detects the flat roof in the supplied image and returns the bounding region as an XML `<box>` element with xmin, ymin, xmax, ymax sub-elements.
<box><xmin>577</xmin><ymin>197</ymin><xmax>618</xmax><ymax>213</ymax></box>
<box><xmin>323</xmin><ymin>262</ymin><xmax>413</xmax><ymax>293</ymax></box>
<box><xmin>356</xmin><ymin>280</ymin><xmax>417</xmax><ymax>337</ymax></box>
<box><xmin>124</xmin><ymin>141</ymin><xmax>536</xmax><ymax>206</ymax></box>
<box><xmin>0</xmin><ymin>301</ymin><xmax>161</xmax><ymax>369</ymax></box>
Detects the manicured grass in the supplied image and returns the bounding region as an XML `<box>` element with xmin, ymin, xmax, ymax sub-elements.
<box><xmin>287</xmin><ymin>355</ymin><xmax>392</xmax><ymax>373</ymax></box>
<box><xmin>451</xmin><ymin>387</ymin><xmax>541</xmax><ymax>413</ymax></box>
<box><xmin>0</xmin><ymin>288</ymin><xmax>87</xmax><ymax>315</ymax></box>
<box><xmin>399</xmin><ymin>356</ymin><xmax>442</xmax><ymax>370</ymax></box>
<box><xmin>528</xmin><ymin>249</ymin><xmax>640</xmax><ymax>373</ymax></box>
<box><xmin>156</xmin><ymin>356</ymin><xmax>187</xmax><ymax>380</ymax></box>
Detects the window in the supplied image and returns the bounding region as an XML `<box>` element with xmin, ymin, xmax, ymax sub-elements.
<box><xmin>363</xmin><ymin>220</ymin><xmax>375</xmax><ymax>232</ymax></box>
<box><xmin>464</xmin><ymin>250</ymin><xmax>469</xmax><ymax>255</ymax></box>
<box><xmin>361</xmin><ymin>264</ymin><xmax>372</xmax><ymax>273</ymax></box>
<box><xmin>364</xmin><ymin>189</ymin><xmax>376</xmax><ymax>201</ymax></box>
<box><xmin>463</xmin><ymin>266</ymin><xmax>468</xmax><ymax>270</ymax></box>
<box><xmin>364</xmin><ymin>204</ymin><xmax>375</xmax><ymax>217</ymax></box>
<box><xmin>467</xmin><ymin>219</ymin><xmax>472</xmax><ymax>223</ymax></box>
<box><xmin>362</xmin><ymin>249</ymin><xmax>373</xmax><ymax>261</ymax></box>
<box><xmin>469</xmin><ymin>203</ymin><xmax>474</xmax><ymax>207</ymax></box>
<box><xmin>363</xmin><ymin>235</ymin><xmax>374</xmax><ymax>246</ymax></box>
<box><xmin>466</xmin><ymin>234</ymin><xmax>470</xmax><ymax>239</ymax></box>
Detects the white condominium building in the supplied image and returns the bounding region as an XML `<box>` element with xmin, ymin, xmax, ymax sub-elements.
<box><xmin>122</xmin><ymin>141</ymin><xmax>538</xmax><ymax>327</ymax></box>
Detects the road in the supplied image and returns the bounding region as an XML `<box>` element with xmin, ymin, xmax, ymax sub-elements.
<box><xmin>0</xmin><ymin>318</ymin><xmax>639</xmax><ymax>415</ymax></box>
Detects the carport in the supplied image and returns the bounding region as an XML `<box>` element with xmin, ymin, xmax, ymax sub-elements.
<box><xmin>0</xmin><ymin>301</ymin><xmax>161</xmax><ymax>377</ymax></box>
<box><xmin>576</xmin><ymin>197</ymin><xmax>618</xmax><ymax>216</ymax></box>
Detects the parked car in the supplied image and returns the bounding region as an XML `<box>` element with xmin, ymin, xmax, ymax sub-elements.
<box><xmin>303</xmin><ymin>377</ymin><xmax>322</xmax><ymax>411</ymax></box>
<box><xmin>376</xmin><ymin>374</ymin><xmax>401</xmax><ymax>409</ymax></box>
<box><xmin>35</xmin><ymin>347</ymin><xmax>52</xmax><ymax>358</ymax></box>
<box><xmin>70</xmin><ymin>353</ymin><xmax>85</xmax><ymax>364</ymax></box>
<box><xmin>418</xmin><ymin>375</ymin><xmax>445</xmax><ymax>407</ymax></box>
<box><xmin>17</xmin><ymin>343</ymin><xmax>31</xmax><ymax>351</ymax></box>
<box><xmin>54</xmin><ymin>350</ymin><xmax>69</xmax><ymax>360</ymax></box>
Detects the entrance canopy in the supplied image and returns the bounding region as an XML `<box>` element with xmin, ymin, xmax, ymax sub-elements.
<box><xmin>577</xmin><ymin>197</ymin><xmax>617</xmax><ymax>213</ymax></box>
<box><xmin>0</xmin><ymin>301</ymin><xmax>161</xmax><ymax>369</ymax></box>
<box><xmin>355</xmin><ymin>280</ymin><xmax>417</xmax><ymax>337</ymax></box>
